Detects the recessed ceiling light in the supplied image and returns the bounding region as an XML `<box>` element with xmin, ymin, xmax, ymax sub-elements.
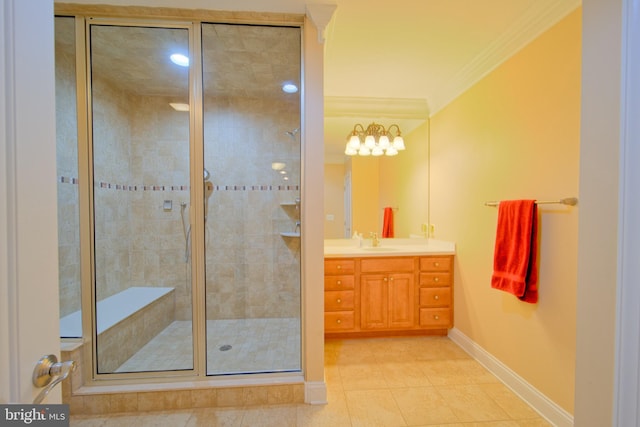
<box><xmin>282</xmin><ymin>83</ymin><xmax>298</xmax><ymax>93</ymax></box>
<box><xmin>170</xmin><ymin>53</ymin><xmax>189</xmax><ymax>67</ymax></box>
<box><xmin>169</xmin><ymin>102</ymin><xmax>189</xmax><ymax>111</ymax></box>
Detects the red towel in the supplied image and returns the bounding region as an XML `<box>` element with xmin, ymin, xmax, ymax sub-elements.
<box><xmin>382</xmin><ymin>207</ymin><xmax>394</xmax><ymax>238</ymax></box>
<box><xmin>491</xmin><ymin>200</ymin><xmax>538</xmax><ymax>303</ymax></box>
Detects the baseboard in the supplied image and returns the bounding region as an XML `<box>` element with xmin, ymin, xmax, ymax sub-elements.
<box><xmin>448</xmin><ymin>328</ymin><xmax>574</xmax><ymax>427</ymax></box>
<box><xmin>304</xmin><ymin>381</ymin><xmax>327</xmax><ymax>405</ymax></box>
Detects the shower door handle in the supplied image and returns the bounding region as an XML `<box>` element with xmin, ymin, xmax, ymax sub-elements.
<box><xmin>32</xmin><ymin>354</ymin><xmax>76</xmax><ymax>404</ymax></box>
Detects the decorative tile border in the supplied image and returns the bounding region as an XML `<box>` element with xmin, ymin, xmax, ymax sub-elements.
<box><xmin>58</xmin><ymin>176</ymin><xmax>299</xmax><ymax>192</ymax></box>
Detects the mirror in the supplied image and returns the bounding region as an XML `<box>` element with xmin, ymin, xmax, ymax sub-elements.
<box><xmin>324</xmin><ymin>97</ymin><xmax>430</xmax><ymax>239</ymax></box>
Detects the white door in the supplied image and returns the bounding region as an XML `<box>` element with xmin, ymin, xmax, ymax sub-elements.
<box><xmin>0</xmin><ymin>0</ymin><xmax>61</xmax><ymax>404</ymax></box>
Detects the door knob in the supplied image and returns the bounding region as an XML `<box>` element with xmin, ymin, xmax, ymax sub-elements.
<box><xmin>32</xmin><ymin>354</ymin><xmax>76</xmax><ymax>404</ymax></box>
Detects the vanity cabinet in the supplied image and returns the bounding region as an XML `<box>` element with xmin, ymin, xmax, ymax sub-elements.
<box><xmin>360</xmin><ymin>258</ymin><xmax>415</xmax><ymax>330</ymax></box>
<box><xmin>324</xmin><ymin>259</ymin><xmax>357</xmax><ymax>332</ymax></box>
<box><xmin>324</xmin><ymin>254</ymin><xmax>454</xmax><ymax>338</ymax></box>
<box><xmin>418</xmin><ymin>256</ymin><xmax>453</xmax><ymax>328</ymax></box>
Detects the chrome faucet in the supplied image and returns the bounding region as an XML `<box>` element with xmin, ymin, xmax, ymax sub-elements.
<box><xmin>370</xmin><ymin>232</ymin><xmax>380</xmax><ymax>247</ymax></box>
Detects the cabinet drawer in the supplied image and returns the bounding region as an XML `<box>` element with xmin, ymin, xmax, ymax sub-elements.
<box><xmin>419</xmin><ymin>308</ymin><xmax>451</xmax><ymax>327</ymax></box>
<box><xmin>325</xmin><ymin>259</ymin><xmax>355</xmax><ymax>275</ymax></box>
<box><xmin>419</xmin><ymin>256</ymin><xmax>451</xmax><ymax>272</ymax></box>
<box><xmin>325</xmin><ymin>311</ymin><xmax>355</xmax><ymax>331</ymax></box>
<box><xmin>419</xmin><ymin>287</ymin><xmax>451</xmax><ymax>307</ymax></box>
<box><xmin>325</xmin><ymin>275</ymin><xmax>355</xmax><ymax>290</ymax></box>
<box><xmin>325</xmin><ymin>290</ymin><xmax>355</xmax><ymax>311</ymax></box>
<box><xmin>419</xmin><ymin>272</ymin><xmax>451</xmax><ymax>287</ymax></box>
<box><xmin>361</xmin><ymin>257</ymin><xmax>414</xmax><ymax>273</ymax></box>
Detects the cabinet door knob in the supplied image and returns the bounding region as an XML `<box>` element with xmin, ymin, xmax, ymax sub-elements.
<box><xmin>434</xmin><ymin>262</ymin><xmax>440</xmax><ymax>267</ymax></box>
<box><xmin>337</xmin><ymin>265</ymin><xmax>341</xmax><ymax>269</ymax></box>
<box><xmin>434</xmin><ymin>315</ymin><xmax>440</xmax><ymax>320</ymax></box>
<box><xmin>390</xmin><ymin>277</ymin><xmax>394</xmax><ymax>281</ymax></box>
<box><xmin>434</xmin><ymin>295</ymin><xmax>439</xmax><ymax>300</ymax></box>
<box><xmin>337</xmin><ymin>280</ymin><xmax>342</xmax><ymax>285</ymax></box>
<box><xmin>336</xmin><ymin>319</ymin><xmax>342</xmax><ymax>324</ymax></box>
<box><xmin>336</xmin><ymin>298</ymin><xmax>342</xmax><ymax>303</ymax></box>
<box><xmin>384</xmin><ymin>277</ymin><xmax>388</xmax><ymax>281</ymax></box>
<box><xmin>434</xmin><ymin>277</ymin><xmax>439</xmax><ymax>282</ymax></box>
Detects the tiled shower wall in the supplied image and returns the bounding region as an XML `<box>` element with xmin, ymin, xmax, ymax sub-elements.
<box><xmin>203</xmin><ymin>95</ymin><xmax>301</xmax><ymax>319</ymax></box>
<box><xmin>56</xmin><ymin>17</ymin><xmax>81</xmax><ymax>318</ymax></box>
<box><xmin>57</xmin><ymin>63</ymin><xmax>301</xmax><ymax>322</ymax></box>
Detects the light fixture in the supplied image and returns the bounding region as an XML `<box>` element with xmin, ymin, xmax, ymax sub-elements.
<box><xmin>345</xmin><ymin>122</ymin><xmax>405</xmax><ymax>156</ymax></box>
<box><xmin>282</xmin><ymin>82</ymin><xmax>298</xmax><ymax>93</ymax></box>
<box><xmin>170</xmin><ymin>53</ymin><xmax>189</xmax><ymax>67</ymax></box>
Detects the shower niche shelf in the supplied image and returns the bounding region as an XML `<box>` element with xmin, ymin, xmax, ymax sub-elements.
<box><xmin>280</xmin><ymin>232</ymin><xmax>300</xmax><ymax>238</ymax></box>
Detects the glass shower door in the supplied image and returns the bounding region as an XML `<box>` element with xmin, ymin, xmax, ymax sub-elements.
<box><xmin>89</xmin><ymin>23</ymin><xmax>194</xmax><ymax>374</ymax></box>
<box><xmin>201</xmin><ymin>23</ymin><xmax>302</xmax><ymax>375</ymax></box>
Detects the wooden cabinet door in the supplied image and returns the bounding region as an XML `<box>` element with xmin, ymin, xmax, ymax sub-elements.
<box><xmin>360</xmin><ymin>274</ymin><xmax>388</xmax><ymax>329</ymax></box>
<box><xmin>388</xmin><ymin>273</ymin><xmax>415</xmax><ymax>328</ymax></box>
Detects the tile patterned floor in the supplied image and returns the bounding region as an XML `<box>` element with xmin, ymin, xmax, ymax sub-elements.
<box><xmin>72</xmin><ymin>336</ymin><xmax>552</xmax><ymax>426</ymax></box>
<box><xmin>115</xmin><ymin>318</ymin><xmax>301</xmax><ymax>374</ymax></box>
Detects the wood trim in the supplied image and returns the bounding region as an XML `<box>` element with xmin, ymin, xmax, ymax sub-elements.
<box><xmin>325</xmin><ymin>329</ymin><xmax>448</xmax><ymax>340</ymax></box>
<box><xmin>54</xmin><ymin>3</ymin><xmax>304</xmax><ymax>25</ymax></box>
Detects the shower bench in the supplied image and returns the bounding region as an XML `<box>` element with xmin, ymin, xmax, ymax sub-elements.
<box><xmin>59</xmin><ymin>286</ymin><xmax>175</xmax><ymax>371</ymax></box>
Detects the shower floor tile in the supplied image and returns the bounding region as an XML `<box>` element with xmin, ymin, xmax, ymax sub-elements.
<box><xmin>115</xmin><ymin>318</ymin><xmax>301</xmax><ymax>374</ymax></box>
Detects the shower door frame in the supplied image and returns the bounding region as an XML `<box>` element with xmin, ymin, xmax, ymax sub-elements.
<box><xmin>67</xmin><ymin>11</ymin><xmax>306</xmax><ymax>385</ymax></box>
<box><xmin>82</xmin><ymin>17</ymin><xmax>205</xmax><ymax>381</ymax></box>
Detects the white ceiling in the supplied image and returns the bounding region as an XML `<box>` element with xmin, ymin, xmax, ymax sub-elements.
<box><xmin>59</xmin><ymin>0</ymin><xmax>580</xmax><ymax>160</ymax></box>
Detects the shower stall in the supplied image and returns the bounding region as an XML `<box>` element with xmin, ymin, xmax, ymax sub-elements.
<box><xmin>56</xmin><ymin>13</ymin><xmax>302</xmax><ymax>380</ymax></box>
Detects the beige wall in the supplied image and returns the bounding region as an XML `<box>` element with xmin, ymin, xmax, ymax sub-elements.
<box><xmin>379</xmin><ymin>120</ymin><xmax>430</xmax><ymax>238</ymax></box>
<box><xmin>324</xmin><ymin>163</ymin><xmax>346</xmax><ymax>238</ymax></box>
<box><xmin>351</xmin><ymin>156</ymin><xmax>380</xmax><ymax>235</ymax></box>
<box><xmin>430</xmin><ymin>8</ymin><xmax>581</xmax><ymax>414</ymax></box>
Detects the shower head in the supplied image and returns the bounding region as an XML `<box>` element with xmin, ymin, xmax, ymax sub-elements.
<box><xmin>285</xmin><ymin>128</ymin><xmax>300</xmax><ymax>138</ymax></box>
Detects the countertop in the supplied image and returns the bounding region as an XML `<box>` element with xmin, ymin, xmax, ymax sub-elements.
<box><xmin>324</xmin><ymin>238</ymin><xmax>456</xmax><ymax>258</ymax></box>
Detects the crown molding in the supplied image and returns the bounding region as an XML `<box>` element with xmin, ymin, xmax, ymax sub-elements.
<box><xmin>429</xmin><ymin>0</ymin><xmax>581</xmax><ymax>116</ymax></box>
<box><xmin>306</xmin><ymin>3</ymin><xmax>337</xmax><ymax>43</ymax></box>
<box><xmin>325</xmin><ymin>96</ymin><xmax>429</xmax><ymax>119</ymax></box>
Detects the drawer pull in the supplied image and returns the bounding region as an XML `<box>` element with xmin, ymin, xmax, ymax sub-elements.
<box><xmin>434</xmin><ymin>262</ymin><xmax>440</xmax><ymax>267</ymax></box>
<box><xmin>337</xmin><ymin>265</ymin><xmax>341</xmax><ymax>269</ymax></box>
<box><xmin>434</xmin><ymin>277</ymin><xmax>439</xmax><ymax>282</ymax></box>
<box><xmin>336</xmin><ymin>319</ymin><xmax>341</xmax><ymax>324</ymax></box>
<box><xmin>434</xmin><ymin>315</ymin><xmax>440</xmax><ymax>320</ymax></box>
<box><xmin>336</xmin><ymin>298</ymin><xmax>342</xmax><ymax>303</ymax></box>
<box><xmin>337</xmin><ymin>280</ymin><xmax>341</xmax><ymax>285</ymax></box>
<box><xmin>434</xmin><ymin>295</ymin><xmax>439</xmax><ymax>300</ymax></box>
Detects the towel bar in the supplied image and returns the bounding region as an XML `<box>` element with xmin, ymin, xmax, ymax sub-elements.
<box><xmin>484</xmin><ymin>197</ymin><xmax>578</xmax><ymax>207</ymax></box>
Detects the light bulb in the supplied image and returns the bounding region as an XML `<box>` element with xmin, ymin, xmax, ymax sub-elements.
<box><xmin>392</xmin><ymin>136</ymin><xmax>405</xmax><ymax>150</ymax></box>
<box><xmin>170</xmin><ymin>53</ymin><xmax>189</xmax><ymax>67</ymax></box>
<box><xmin>345</xmin><ymin>145</ymin><xmax>358</xmax><ymax>156</ymax></box>
<box><xmin>378</xmin><ymin>134</ymin><xmax>390</xmax><ymax>149</ymax></box>
<box><xmin>364</xmin><ymin>135</ymin><xmax>376</xmax><ymax>149</ymax></box>
<box><xmin>371</xmin><ymin>146</ymin><xmax>384</xmax><ymax>156</ymax></box>
<box><xmin>385</xmin><ymin>146</ymin><xmax>398</xmax><ymax>156</ymax></box>
<box><xmin>358</xmin><ymin>146</ymin><xmax>371</xmax><ymax>156</ymax></box>
<box><xmin>348</xmin><ymin>134</ymin><xmax>361</xmax><ymax>149</ymax></box>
